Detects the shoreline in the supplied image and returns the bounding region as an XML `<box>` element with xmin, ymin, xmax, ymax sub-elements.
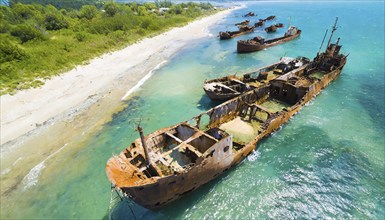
<box><xmin>0</xmin><ymin>7</ymin><xmax>238</xmax><ymax>146</ymax></box>
<box><xmin>0</xmin><ymin>6</ymin><xmax>241</xmax><ymax>197</ymax></box>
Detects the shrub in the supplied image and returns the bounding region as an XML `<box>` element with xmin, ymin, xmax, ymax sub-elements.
<box><xmin>44</xmin><ymin>13</ymin><xmax>69</xmax><ymax>30</ymax></box>
<box><xmin>75</xmin><ymin>32</ymin><xmax>87</xmax><ymax>42</ymax></box>
<box><xmin>0</xmin><ymin>21</ymin><xmax>10</xmax><ymax>33</ymax></box>
<box><xmin>0</xmin><ymin>39</ymin><xmax>28</xmax><ymax>63</ymax></box>
<box><xmin>104</xmin><ymin>2</ymin><xmax>118</xmax><ymax>17</ymax></box>
<box><xmin>10</xmin><ymin>24</ymin><xmax>46</xmax><ymax>43</ymax></box>
<box><xmin>11</xmin><ymin>3</ymin><xmax>38</xmax><ymax>20</ymax></box>
<box><xmin>137</xmin><ymin>6</ymin><xmax>147</xmax><ymax>16</ymax></box>
<box><xmin>79</xmin><ymin>5</ymin><xmax>97</xmax><ymax>20</ymax></box>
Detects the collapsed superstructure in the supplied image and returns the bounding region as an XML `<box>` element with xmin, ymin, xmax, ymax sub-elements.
<box><xmin>106</xmin><ymin>18</ymin><xmax>347</xmax><ymax>210</ymax></box>
<box><xmin>203</xmin><ymin>57</ymin><xmax>310</xmax><ymax>101</ymax></box>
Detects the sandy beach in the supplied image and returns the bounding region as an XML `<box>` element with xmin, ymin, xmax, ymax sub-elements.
<box><xmin>0</xmin><ymin>8</ymin><xmax>237</xmax><ymax>146</ymax></box>
<box><xmin>0</xmin><ymin>7</ymin><xmax>242</xmax><ymax>197</ymax></box>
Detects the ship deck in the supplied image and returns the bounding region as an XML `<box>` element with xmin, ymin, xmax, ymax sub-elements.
<box><xmin>219</xmin><ymin>98</ymin><xmax>291</xmax><ymax>145</ymax></box>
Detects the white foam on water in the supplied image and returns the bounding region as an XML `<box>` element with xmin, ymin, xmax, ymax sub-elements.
<box><xmin>22</xmin><ymin>162</ymin><xmax>45</xmax><ymax>190</ymax></box>
<box><xmin>22</xmin><ymin>143</ymin><xmax>68</xmax><ymax>190</ymax></box>
<box><xmin>12</xmin><ymin>156</ymin><xmax>23</xmax><ymax>166</ymax></box>
<box><xmin>247</xmin><ymin>150</ymin><xmax>261</xmax><ymax>162</ymax></box>
<box><xmin>121</xmin><ymin>60</ymin><xmax>167</xmax><ymax>101</ymax></box>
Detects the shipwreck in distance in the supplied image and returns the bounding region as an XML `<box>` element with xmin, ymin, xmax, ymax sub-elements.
<box><xmin>235</xmin><ymin>20</ymin><xmax>250</xmax><ymax>26</ymax></box>
<box><xmin>219</xmin><ymin>25</ymin><xmax>254</xmax><ymax>40</ymax></box>
<box><xmin>237</xmin><ymin>26</ymin><xmax>301</xmax><ymax>53</ymax></box>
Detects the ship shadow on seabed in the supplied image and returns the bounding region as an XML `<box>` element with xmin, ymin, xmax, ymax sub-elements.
<box><xmin>196</xmin><ymin>94</ymin><xmax>224</xmax><ymax>111</ymax></box>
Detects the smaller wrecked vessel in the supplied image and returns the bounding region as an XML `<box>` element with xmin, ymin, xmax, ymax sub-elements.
<box><xmin>258</xmin><ymin>15</ymin><xmax>276</xmax><ymax>22</ymax></box>
<box><xmin>237</xmin><ymin>26</ymin><xmax>301</xmax><ymax>53</ymax></box>
<box><xmin>235</xmin><ymin>20</ymin><xmax>250</xmax><ymax>26</ymax></box>
<box><xmin>275</xmin><ymin>23</ymin><xmax>284</xmax><ymax>28</ymax></box>
<box><xmin>263</xmin><ymin>15</ymin><xmax>276</xmax><ymax>21</ymax></box>
<box><xmin>243</xmin><ymin>12</ymin><xmax>256</xmax><ymax>17</ymax></box>
<box><xmin>265</xmin><ymin>23</ymin><xmax>284</xmax><ymax>33</ymax></box>
<box><xmin>203</xmin><ymin>57</ymin><xmax>310</xmax><ymax>101</ymax></box>
<box><xmin>265</xmin><ymin>24</ymin><xmax>277</xmax><ymax>33</ymax></box>
<box><xmin>219</xmin><ymin>25</ymin><xmax>254</xmax><ymax>40</ymax></box>
<box><xmin>254</xmin><ymin>20</ymin><xmax>264</xmax><ymax>28</ymax></box>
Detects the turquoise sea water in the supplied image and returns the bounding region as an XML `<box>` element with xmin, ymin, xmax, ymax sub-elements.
<box><xmin>1</xmin><ymin>1</ymin><xmax>384</xmax><ymax>219</ymax></box>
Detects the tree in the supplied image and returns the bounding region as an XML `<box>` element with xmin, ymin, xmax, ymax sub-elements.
<box><xmin>137</xmin><ymin>6</ymin><xmax>147</xmax><ymax>16</ymax></box>
<box><xmin>79</xmin><ymin>5</ymin><xmax>97</xmax><ymax>20</ymax></box>
<box><xmin>12</xmin><ymin>3</ymin><xmax>37</xmax><ymax>19</ymax></box>
<box><xmin>144</xmin><ymin>2</ymin><xmax>156</xmax><ymax>11</ymax></box>
<box><xmin>104</xmin><ymin>2</ymin><xmax>118</xmax><ymax>17</ymax></box>
<box><xmin>44</xmin><ymin>13</ymin><xmax>69</xmax><ymax>30</ymax></box>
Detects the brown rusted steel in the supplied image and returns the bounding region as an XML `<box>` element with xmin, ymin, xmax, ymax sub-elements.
<box><xmin>203</xmin><ymin>57</ymin><xmax>310</xmax><ymax>101</ymax></box>
<box><xmin>275</xmin><ymin>23</ymin><xmax>284</xmax><ymax>28</ymax></box>
<box><xmin>235</xmin><ymin>20</ymin><xmax>250</xmax><ymax>26</ymax></box>
<box><xmin>254</xmin><ymin>20</ymin><xmax>265</xmax><ymax>28</ymax></box>
<box><xmin>243</xmin><ymin>12</ymin><xmax>256</xmax><ymax>17</ymax></box>
<box><xmin>265</xmin><ymin>24</ymin><xmax>278</xmax><ymax>33</ymax></box>
<box><xmin>137</xmin><ymin>126</ymin><xmax>151</xmax><ymax>165</ymax></box>
<box><xmin>106</xmin><ymin>20</ymin><xmax>347</xmax><ymax>210</ymax></box>
<box><xmin>237</xmin><ymin>26</ymin><xmax>301</xmax><ymax>53</ymax></box>
<box><xmin>259</xmin><ymin>15</ymin><xmax>276</xmax><ymax>22</ymax></box>
<box><xmin>219</xmin><ymin>25</ymin><xmax>254</xmax><ymax>40</ymax></box>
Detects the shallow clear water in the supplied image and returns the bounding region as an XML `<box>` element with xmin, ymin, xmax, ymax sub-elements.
<box><xmin>1</xmin><ymin>1</ymin><xmax>384</xmax><ymax>219</ymax></box>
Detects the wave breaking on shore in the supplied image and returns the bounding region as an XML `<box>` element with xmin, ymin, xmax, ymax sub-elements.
<box><xmin>121</xmin><ymin>60</ymin><xmax>168</xmax><ymax>101</ymax></box>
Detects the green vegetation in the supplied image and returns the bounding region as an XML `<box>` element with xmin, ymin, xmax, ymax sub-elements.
<box><xmin>0</xmin><ymin>1</ymin><xmax>217</xmax><ymax>95</ymax></box>
<box><xmin>9</xmin><ymin>0</ymin><xmax>105</xmax><ymax>10</ymax></box>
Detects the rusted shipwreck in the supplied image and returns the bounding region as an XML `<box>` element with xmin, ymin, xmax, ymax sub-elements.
<box><xmin>203</xmin><ymin>57</ymin><xmax>310</xmax><ymax>101</ymax></box>
<box><xmin>255</xmin><ymin>16</ymin><xmax>278</xmax><ymax>28</ymax></box>
<box><xmin>237</xmin><ymin>26</ymin><xmax>301</xmax><ymax>53</ymax></box>
<box><xmin>106</xmin><ymin>18</ymin><xmax>346</xmax><ymax>210</ymax></box>
<box><xmin>235</xmin><ymin>20</ymin><xmax>250</xmax><ymax>26</ymax></box>
<box><xmin>265</xmin><ymin>23</ymin><xmax>284</xmax><ymax>33</ymax></box>
<box><xmin>254</xmin><ymin>20</ymin><xmax>264</xmax><ymax>28</ymax></box>
<box><xmin>265</xmin><ymin>24</ymin><xmax>278</xmax><ymax>33</ymax></box>
<box><xmin>243</xmin><ymin>12</ymin><xmax>256</xmax><ymax>17</ymax></box>
<box><xmin>263</xmin><ymin>15</ymin><xmax>276</xmax><ymax>21</ymax></box>
<box><xmin>219</xmin><ymin>25</ymin><xmax>254</xmax><ymax>40</ymax></box>
<box><xmin>275</xmin><ymin>23</ymin><xmax>284</xmax><ymax>28</ymax></box>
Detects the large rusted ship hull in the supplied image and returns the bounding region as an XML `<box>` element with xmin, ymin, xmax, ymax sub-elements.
<box><xmin>121</xmin><ymin>147</ymin><xmax>234</xmax><ymax>209</ymax></box>
<box><xmin>110</xmin><ymin>56</ymin><xmax>346</xmax><ymax>209</ymax></box>
<box><xmin>237</xmin><ymin>30</ymin><xmax>301</xmax><ymax>53</ymax></box>
<box><xmin>106</xmin><ymin>19</ymin><xmax>346</xmax><ymax>210</ymax></box>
